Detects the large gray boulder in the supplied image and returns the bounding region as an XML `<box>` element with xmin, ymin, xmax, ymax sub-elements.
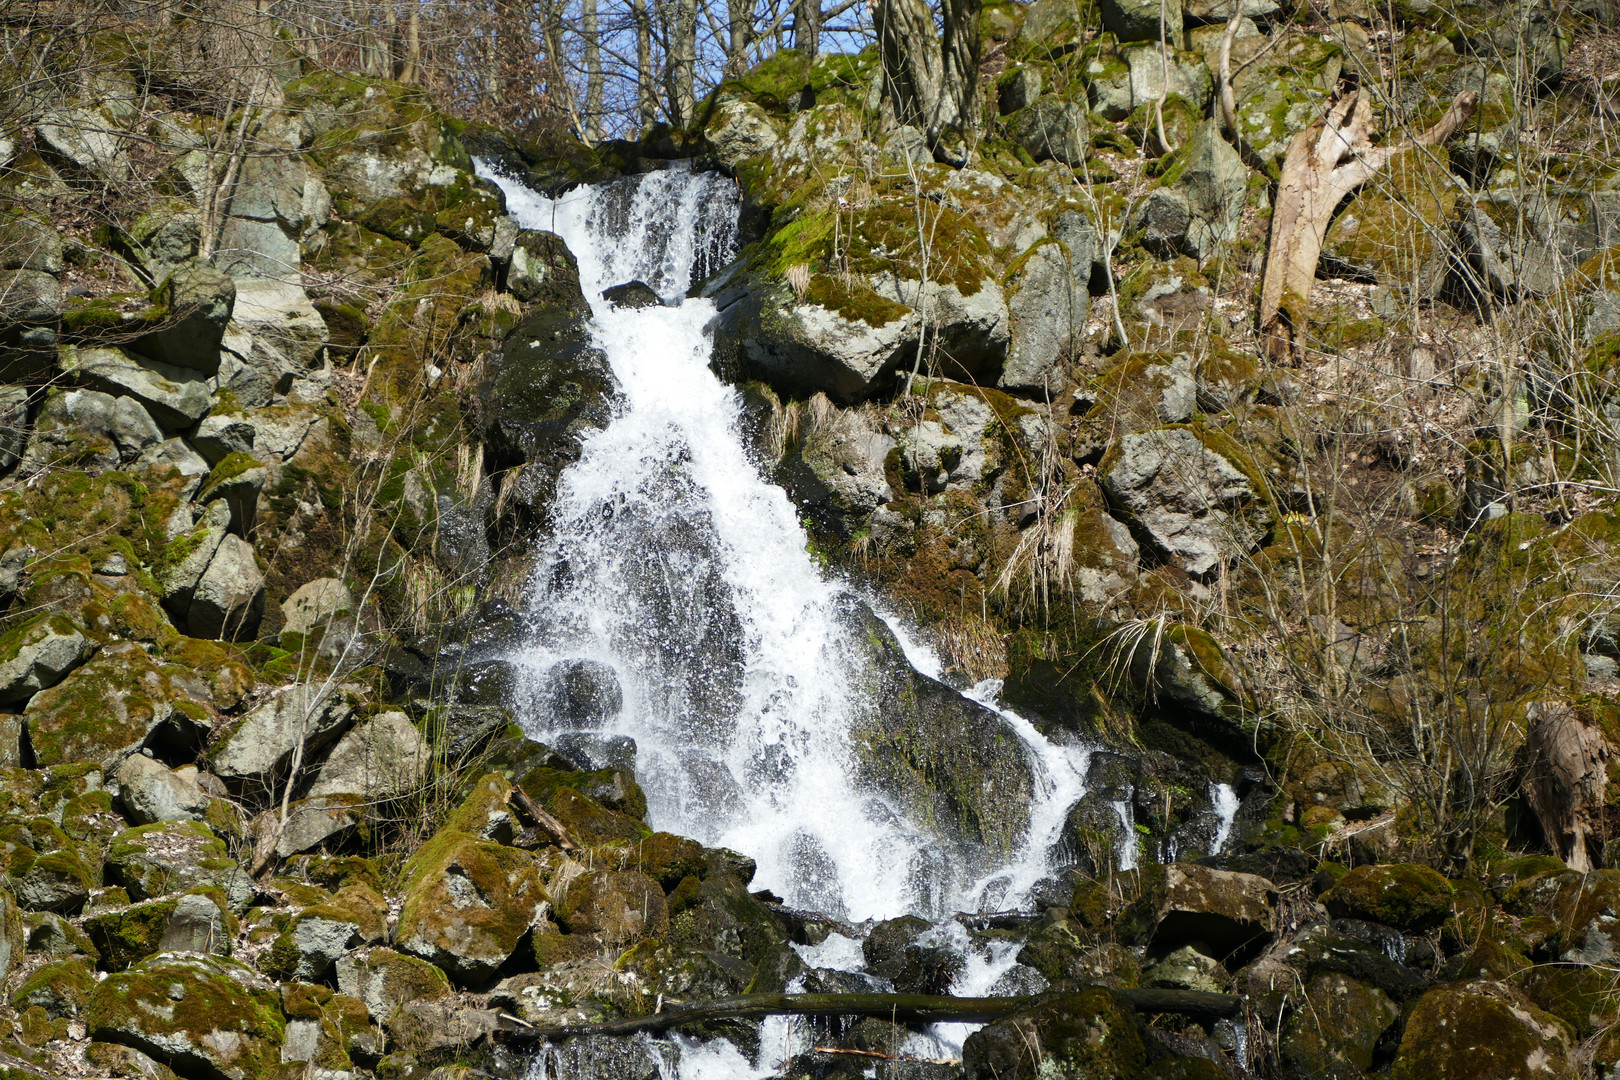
<box><xmin>1173</xmin><ymin>119</ymin><xmax>1250</xmax><ymax>258</ymax></box>
<box><xmin>1002</xmin><ymin>224</ymin><xmax>1093</xmax><ymax>396</ymax></box>
<box><xmin>88</xmin><ymin>955</ymin><xmax>285</xmax><ymax>1080</ymax></box>
<box><xmin>159</xmin><ymin>501</ymin><xmax>233</xmax><ymax>623</ymax></box>
<box><xmin>1004</xmin><ymin>96</ymin><xmax>1090</xmax><ymax>167</ymax></box>
<box><xmin>776</xmin><ymin>397</ymin><xmax>895</xmax><ymax>535</ymax></box>
<box><xmin>732</xmin><ymin>274</ymin><xmax>1008</xmax><ymax>404</ymax></box>
<box><xmin>60</xmin><ymin>346</ymin><xmax>210</xmax><ymax>432</ymax></box>
<box><xmin>115</xmin><ymin>754</ymin><xmax>211</xmax><ymax>825</ymax></box>
<box><xmin>705</xmin><ymin>100</ymin><xmax>782</xmax><ymax>170</ymax></box>
<box><xmin>0</xmin><ymin>214</ymin><xmax>63</xmax><ymax>273</ymax></box>
<box><xmin>230</xmin><ymin>277</ymin><xmax>329</xmax><ymax>368</ymax></box>
<box><xmin>0</xmin><ymin>269</ymin><xmax>62</xmax><ymax>322</ymax></box>
<box><xmin>209</xmin><ymin>683</ymin><xmax>356</xmax><ymax>788</ymax></box>
<box><xmin>1451</xmin><ymin>191</ymin><xmax>1620</xmax><ymax>303</ymax></box>
<box><xmin>1102</xmin><ymin>0</ymin><xmax>1181</xmax><ymax>43</ymax></box>
<box><xmin>0</xmin><ymin>616</ymin><xmax>92</xmax><ymax>704</ymax></box>
<box><xmin>1101</xmin><ymin>426</ymin><xmax>1271</xmax><ymax>577</ymax></box>
<box><xmin>306</xmin><ymin>711</ymin><xmax>428</xmax><ymax>800</ymax></box>
<box><xmin>37</xmin><ymin>107</ymin><xmax>131</xmax><ymax>179</ymax></box>
<box><xmin>280</xmin><ymin>576</ymin><xmax>358</xmax><ymax>656</ymax></box>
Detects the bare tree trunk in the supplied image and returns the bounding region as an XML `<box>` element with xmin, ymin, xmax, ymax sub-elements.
<box><xmin>725</xmin><ymin>0</ymin><xmax>751</xmax><ymax>74</ymax></box>
<box><xmin>633</xmin><ymin>0</ymin><xmax>657</xmax><ymax>130</ymax></box>
<box><xmin>939</xmin><ymin>0</ymin><xmax>980</xmax><ymax>152</ymax></box>
<box><xmin>876</xmin><ymin>0</ymin><xmax>979</xmax><ymax>160</ymax></box>
<box><xmin>1257</xmin><ymin>79</ymin><xmax>1475</xmax><ymax>363</ymax></box>
<box><xmin>396</xmin><ymin>4</ymin><xmax>420</xmax><ymax>84</ymax></box>
<box><xmin>582</xmin><ymin>0</ymin><xmax>603</xmax><ymax>141</ymax></box>
<box><xmin>875</xmin><ymin>0</ymin><xmax>943</xmax><ymax>132</ymax></box>
<box><xmin>793</xmin><ymin>0</ymin><xmax>821</xmax><ymax>56</ymax></box>
<box><xmin>669</xmin><ymin>0</ymin><xmax>698</xmax><ymax>126</ymax></box>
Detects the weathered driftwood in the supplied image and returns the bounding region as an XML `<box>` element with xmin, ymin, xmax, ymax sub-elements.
<box><xmin>1257</xmin><ymin>77</ymin><xmax>1476</xmax><ymax>363</ymax></box>
<box><xmin>1522</xmin><ymin>700</ymin><xmax>1613</xmax><ymax>873</ymax></box>
<box><xmin>496</xmin><ymin>988</ymin><xmax>1243</xmax><ymax>1042</ymax></box>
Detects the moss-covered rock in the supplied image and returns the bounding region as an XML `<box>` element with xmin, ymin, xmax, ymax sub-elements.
<box><xmin>1322</xmin><ymin>863</ymin><xmax>1453</xmax><ymax>932</ymax></box>
<box><xmin>10</xmin><ymin>956</ymin><xmax>95</xmax><ymax>1019</ymax></box>
<box><xmin>963</xmin><ymin>987</ymin><xmax>1146</xmax><ymax>1080</ymax></box>
<box><xmin>103</xmin><ymin>821</ymin><xmax>250</xmax><ymax>911</ymax></box>
<box><xmin>87</xmin><ymin>954</ymin><xmax>286</xmax><ymax>1080</ymax></box>
<box><xmin>395</xmin><ymin>828</ymin><xmax>545</xmax><ymax>985</ymax></box>
<box><xmin>1390</xmin><ymin>979</ymin><xmax>1575</xmax><ymax>1080</ymax></box>
<box><xmin>1280</xmin><ymin>972</ymin><xmax>1400</xmax><ymax>1078</ymax></box>
<box><xmin>23</xmin><ymin>643</ymin><xmax>189</xmax><ymax>769</ymax></box>
<box><xmin>83</xmin><ymin>897</ymin><xmax>179</xmax><ymax>972</ymax></box>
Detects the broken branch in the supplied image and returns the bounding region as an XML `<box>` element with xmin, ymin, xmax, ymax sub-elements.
<box><xmin>496</xmin><ymin>989</ymin><xmax>1243</xmax><ymax>1042</ymax></box>
<box><xmin>1256</xmin><ymin>80</ymin><xmax>1476</xmax><ymax>364</ymax></box>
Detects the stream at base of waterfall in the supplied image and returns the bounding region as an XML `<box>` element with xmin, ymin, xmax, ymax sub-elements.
<box><xmin>476</xmin><ymin>162</ymin><xmax>1241</xmax><ymax>1080</ymax></box>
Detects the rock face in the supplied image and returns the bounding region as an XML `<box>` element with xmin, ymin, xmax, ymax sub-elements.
<box><xmin>844</xmin><ymin>601</ymin><xmax>1036</xmax><ymax>863</ymax></box>
<box><xmin>1101</xmin><ymin>426</ymin><xmax>1272</xmax><ymax>577</ymax></box>
<box><xmin>306</xmin><ymin>711</ymin><xmax>428</xmax><ymax>799</ymax></box>
<box><xmin>209</xmin><ymin>683</ymin><xmax>356</xmax><ymax>788</ymax></box>
<box><xmin>1391</xmin><ymin>981</ymin><xmax>1576</xmax><ymax>1080</ymax></box>
<box><xmin>115</xmin><ymin>754</ymin><xmax>211</xmax><ymax>825</ymax></box>
<box><xmin>88</xmin><ymin>955</ymin><xmax>286</xmax><ymax>1080</ymax></box>
<box><xmin>0</xmin><ymin>617</ymin><xmax>91</xmax><ymax>704</ymax></box>
<box><xmin>1120</xmin><ymin>863</ymin><xmax>1277</xmax><ymax>956</ymax></box>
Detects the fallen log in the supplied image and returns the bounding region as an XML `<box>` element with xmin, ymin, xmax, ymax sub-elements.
<box><xmin>495</xmin><ymin>988</ymin><xmax>1243</xmax><ymax>1042</ymax></box>
<box><xmin>1256</xmin><ymin>75</ymin><xmax>1476</xmax><ymax>364</ymax></box>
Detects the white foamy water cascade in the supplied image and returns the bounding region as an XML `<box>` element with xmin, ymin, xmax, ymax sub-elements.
<box><xmin>479</xmin><ymin>162</ymin><xmax>1111</xmax><ymax>1074</ymax></box>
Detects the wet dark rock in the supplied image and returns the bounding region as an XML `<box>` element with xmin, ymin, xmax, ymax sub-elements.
<box><xmin>602</xmin><ymin>280</ymin><xmax>661</xmax><ymax>308</ymax></box>
<box><xmin>786</xmin><ymin>1051</ymin><xmax>960</xmax><ymax>1080</ymax></box>
<box><xmin>449</xmin><ymin>659</ymin><xmax>519</xmax><ymax>707</ymax></box>
<box><xmin>538</xmin><ymin>659</ymin><xmax>624</xmax><ymax>727</ymax></box>
<box><xmin>841</xmin><ymin>599</ymin><xmax>1036</xmax><ymax>863</ymax></box>
<box><xmin>479</xmin><ymin>283</ymin><xmax>615</xmax><ymax>531</ymax></box>
<box><xmin>550</xmin><ymin>731</ymin><xmax>637</xmax><ymax>772</ymax></box>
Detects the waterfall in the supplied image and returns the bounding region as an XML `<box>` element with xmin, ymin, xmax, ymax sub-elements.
<box><xmin>476</xmin><ymin>160</ymin><xmax>1116</xmax><ymax>1074</ymax></box>
<box><xmin>485</xmin><ymin>164</ymin><xmax>956</xmax><ymax>920</ymax></box>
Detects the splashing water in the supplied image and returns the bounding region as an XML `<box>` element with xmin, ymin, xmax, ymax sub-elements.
<box><xmin>1210</xmin><ymin>782</ymin><xmax>1241</xmax><ymax>856</ymax></box>
<box><xmin>477</xmin><ymin>161</ymin><xmax>1115</xmax><ymax>1076</ymax></box>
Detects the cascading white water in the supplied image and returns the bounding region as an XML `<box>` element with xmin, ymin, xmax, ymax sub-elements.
<box><xmin>481</xmin><ymin>161</ymin><xmax>1094</xmax><ymax>925</ymax></box>
<box><xmin>477</xmin><ymin>161</ymin><xmax>1133</xmax><ymax>1075</ymax></box>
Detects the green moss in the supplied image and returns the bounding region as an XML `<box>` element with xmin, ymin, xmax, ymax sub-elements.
<box><xmin>87</xmin><ymin>955</ymin><xmax>286</xmax><ymax>1077</ymax></box>
<box><xmin>1322</xmin><ymin>863</ymin><xmax>1453</xmax><ymax>931</ymax></box>
<box><xmin>83</xmin><ymin>898</ymin><xmax>178</xmax><ymax>972</ymax></box>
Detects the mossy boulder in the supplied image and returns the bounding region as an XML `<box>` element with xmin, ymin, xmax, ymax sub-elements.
<box><xmin>1322</xmin><ymin>146</ymin><xmax>1459</xmax><ymax>295</ymax></box>
<box><xmin>23</xmin><ymin>643</ymin><xmax>188</xmax><ymax>769</ymax></box>
<box><xmin>87</xmin><ymin>954</ymin><xmax>286</xmax><ymax>1080</ymax></box>
<box><xmin>84</xmin><ymin>897</ymin><xmax>179</xmax><ymax>971</ymax></box>
<box><xmin>1390</xmin><ymin>980</ymin><xmax>1575</xmax><ymax>1080</ymax></box>
<box><xmin>1100</xmin><ymin>423</ymin><xmax>1274</xmax><ymax>578</ymax></box>
<box><xmin>335</xmin><ymin>946</ymin><xmax>451</xmax><ymax>1029</ymax></box>
<box><xmin>0</xmin><ymin>614</ymin><xmax>93</xmax><ymax>705</ymax></box>
<box><xmin>395</xmin><ymin>828</ymin><xmax>545</xmax><ymax>985</ymax></box>
<box><xmin>666</xmin><ymin>870</ymin><xmax>788</xmax><ymax>968</ymax></box>
<box><xmin>0</xmin><ymin>824</ymin><xmax>97</xmax><ymax>914</ymax></box>
<box><xmin>1280</xmin><ymin>973</ymin><xmax>1400</xmax><ymax>1078</ymax></box>
<box><xmin>553</xmin><ymin>868</ymin><xmax>669</xmax><ymax>945</ymax></box>
<box><xmin>10</xmin><ymin>956</ymin><xmax>95</xmax><ymax>1018</ymax></box>
<box><xmin>103</xmin><ymin>821</ymin><xmax>251</xmax><ymax>911</ymax></box>
<box><xmin>963</xmin><ymin>987</ymin><xmax>1146</xmax><ymax>1080</ymax></box>
<box><xmin>1117</xmin><ymin>863</ymin><xmax>1276</xmax><ymax>956</ymax></box>
<box><xmin>1322</xmin><ymin>863</ymin><xmax>1453</xmax><ymax>932</ymax></box>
